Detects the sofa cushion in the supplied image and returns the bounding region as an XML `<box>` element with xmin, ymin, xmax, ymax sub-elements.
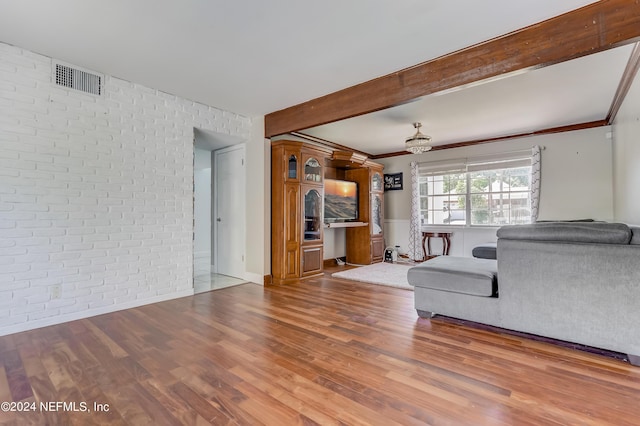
<box><xmin>472</xmin><ymin>243</ymin><xmax>497</xmax><ymax>259</ymax></box>
<box><xmin>408</xmin><ymin>256</ymin><xmax>498</xmax><ymax>297</ymax></box>
<box><xmin>497</xmin><ymin>222</ymin><xmax>632</xmax><ymax>245</ymax></box>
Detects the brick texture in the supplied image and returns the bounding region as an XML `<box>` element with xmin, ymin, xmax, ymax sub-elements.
<box><xmin>0</xmin><ymin>42</ymin><xmax>252</xmax><ymax>334</ymax></box>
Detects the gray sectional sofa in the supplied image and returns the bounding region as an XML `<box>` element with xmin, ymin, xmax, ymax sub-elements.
<box><xmin>408</xmin><ymin>222</ymin><xmax>640</xmax><ymax>366</ymax></box>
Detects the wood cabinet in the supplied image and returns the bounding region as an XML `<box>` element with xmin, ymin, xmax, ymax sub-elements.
<box><xmin>345</xmin><ymin>162</ymin><xmax>385</xmax><ymax>265</ymax></box>
<box><xmin>271</xmin><ymin>142</ymin><xmax>301</xmax><ymax>284</ymax></box>
<box><xmin>272</xmin><ymin>141</ymin><xmax>329</xmax><ymax>285</ymax></box>
<box><xmin>370</xmin><ymin>167</ymin><xmax>385</xmax><ymax>263</ymax></box>
<box><xmin>272</xmin><ymin>141</ymin><xmax>384</xmax><ymax>285</ymax></box>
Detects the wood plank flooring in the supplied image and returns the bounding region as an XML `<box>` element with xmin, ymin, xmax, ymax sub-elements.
<box><xmin>1</xmin><ymin>270</ymin><xmax>639</xmax><ymax>425</ymax></box>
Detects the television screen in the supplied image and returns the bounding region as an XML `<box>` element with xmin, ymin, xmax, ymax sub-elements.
<box><xmin>324</xmin><ymin>179</ymin><xmax>358</xmax><ymax>222</ymax></box>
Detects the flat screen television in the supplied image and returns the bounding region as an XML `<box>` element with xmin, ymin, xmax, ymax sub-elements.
<box><xmin>324</xmin><ymin>179</ymin><xmax>358</xmax><ymax>223</ymax></box>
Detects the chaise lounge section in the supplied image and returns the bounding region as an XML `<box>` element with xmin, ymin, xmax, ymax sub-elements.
<box><xmin>408</xmin><ymin>222</ymin><xmax>640</xmax><ymax>366</ymax></box>
<box><xmin>408</xmin><ymin>256</ymin><xmax>499</xmax><ymax>326</ymax></box>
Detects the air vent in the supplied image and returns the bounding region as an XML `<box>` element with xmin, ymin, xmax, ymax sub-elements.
<box><xmin>54</xmin><ymin>62</ymin><xmax>103</xmax><ymax>95</ymax></box>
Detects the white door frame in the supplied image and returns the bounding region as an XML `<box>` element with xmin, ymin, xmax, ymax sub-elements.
<box><xmin>213</xmin><ymin>144</ymin><xmax>246</xmax><ymax>278</ymax></box>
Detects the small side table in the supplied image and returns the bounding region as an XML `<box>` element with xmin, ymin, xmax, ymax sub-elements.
<box><xmin>421</xmin><ymin>232</ymin><xmax>452</xmax><ymax>260</ymax></box>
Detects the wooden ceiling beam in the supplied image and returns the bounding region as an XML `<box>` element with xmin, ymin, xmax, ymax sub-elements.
<box><xmin>265</xmin><ymin>0</ymin><xmax>640</xmax><ymax>138</ymax></box>
<box><xmin>607</xmin><ymin>42</ymin><xmax>640</xmax><ymax>124</ymax></box>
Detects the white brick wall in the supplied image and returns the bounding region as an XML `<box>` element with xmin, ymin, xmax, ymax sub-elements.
<box><xmin>0</xmin><ymin>42</ymin><xmax>253</xmax><ymax>335</ymax></box>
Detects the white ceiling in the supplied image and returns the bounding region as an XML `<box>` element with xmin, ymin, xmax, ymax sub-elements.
<box><xmin>0</xmin><ymin>0</ymin><xmax>599</xmax><ymax>120</ymax></box>
<box><xmin>4</xmin><ymin>0</ymin><xmax>629</xmax><ymax>156</ymax></box>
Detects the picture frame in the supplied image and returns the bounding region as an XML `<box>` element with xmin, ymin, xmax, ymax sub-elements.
<box><xmin>384</xmin><ymin>172</ymin><xmax>403</xmax><ymax>191</ymax></box>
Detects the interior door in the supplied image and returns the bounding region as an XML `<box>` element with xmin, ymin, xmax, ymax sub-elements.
<box><xmin>214</xmin><ymin>144</ymin><xmax>246</xmax><ymax>278</ymax></box>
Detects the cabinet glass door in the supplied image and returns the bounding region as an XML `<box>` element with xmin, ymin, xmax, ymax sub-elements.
<box><xmin>304</xmin><ymin>158</ymin><xmax>322</xmax><ymax>182</ymax></box>
<box><xmin>372</xmin><ymin>194</ymin><xmax>382</xmax><ymax>235</ymax></box>
<box><xmin>372</xmin><ymin>172</ymin><xmax>383</xmax><ymax>191</ymax></box>
<box><xmin>304</xmin><ymin>189</ymin><xmax>322</xmax><ymax>241</ymax></box>
<box><xmin>288</xmin><ymin>155</ymin><xmax>298</xmax><ymax>179</ymax></box>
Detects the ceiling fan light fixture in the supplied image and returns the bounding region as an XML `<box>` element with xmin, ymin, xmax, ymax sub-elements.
<box><xmin>405</xmin><ymin>122</ymin><xmax>432</xmax><ymax>154</ymax></box>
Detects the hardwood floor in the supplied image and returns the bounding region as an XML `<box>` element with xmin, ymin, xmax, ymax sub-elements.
<box><xmin>1</xmin><ymin>270</ymin><xmax>639</xmax><ymax>425</ymax></box>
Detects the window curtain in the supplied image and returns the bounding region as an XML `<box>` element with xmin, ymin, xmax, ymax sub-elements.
<box><xmin>530</xmin><ymin>145</ymin><xmax>541</xmax><ymax>222</ymax></box>
<box><xmin>408</xmin><ymin>161</ymin><xmax>423</xmax><ymax>261</ymax></box>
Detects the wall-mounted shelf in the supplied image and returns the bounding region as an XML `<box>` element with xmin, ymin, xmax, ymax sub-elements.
<box><xmin>324</xmin><ymin>221</ymin><xmax>368</xmax><ymax>229</ymax></box>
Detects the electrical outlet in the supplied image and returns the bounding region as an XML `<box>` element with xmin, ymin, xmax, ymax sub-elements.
<box><xmin>51</xmin><ymin>285</ymin><xmax>61</xmax><ymax>299</ymax></box>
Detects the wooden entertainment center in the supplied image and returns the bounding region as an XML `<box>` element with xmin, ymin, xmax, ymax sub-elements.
<box><xmin>271</xmin><ymin>140</ymin><xmax>384</xmax><ymax>285</ymax></box>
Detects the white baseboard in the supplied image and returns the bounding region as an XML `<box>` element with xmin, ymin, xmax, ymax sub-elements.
<box><xmin>244</xmin><ymin>271</ymin><xmax>264</xmax><ymax>285</ymax></box>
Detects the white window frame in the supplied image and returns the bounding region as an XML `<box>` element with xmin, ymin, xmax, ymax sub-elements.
<box><xmin>418</xmin><ymin>152</ymin><xmax>533</xmax><ymax>227</ymax></box>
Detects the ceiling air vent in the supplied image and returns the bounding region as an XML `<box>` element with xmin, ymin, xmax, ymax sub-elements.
<box><xmin>54</xmin><ymin>61</ymin><xmax>103</xmax><ymax>95</ymax></box>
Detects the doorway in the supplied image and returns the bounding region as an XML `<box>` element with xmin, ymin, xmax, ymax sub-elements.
<box><xmin>193</xmin><ymin>129</ymin><xmax>247</xmax><ymax>294</ymax></box>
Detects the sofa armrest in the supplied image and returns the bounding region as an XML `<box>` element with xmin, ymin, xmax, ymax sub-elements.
<box><xmin>630</xmin><ymin>226</ymin><xmax>640</xmax><ymax>245</ymax></box>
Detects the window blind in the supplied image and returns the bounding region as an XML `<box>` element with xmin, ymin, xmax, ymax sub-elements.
<box><xmin>417</xmin><ymin>159</ymin><xmax>466</xmax><ymax>176</ymax></box>
<box><xmin>418</xmin><ymin>149</ymin><xmax>532</xmax><ymax>175</ymax></box>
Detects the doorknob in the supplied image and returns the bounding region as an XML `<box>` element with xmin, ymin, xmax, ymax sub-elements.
<box><xmin>216</xmin><ymin>218</ymin><xmax>222</xmax><ymax>222</ymax></box>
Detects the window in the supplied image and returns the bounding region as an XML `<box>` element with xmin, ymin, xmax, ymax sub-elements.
<box><xmin>419</xmin><ymin>154</ymin><xmax>533</xmax><ymax>226</ymax></box>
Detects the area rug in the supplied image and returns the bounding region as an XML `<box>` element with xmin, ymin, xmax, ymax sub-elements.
<box><xmin>331</xmin><ymin>262</ymin><xmax>413</xmax><ymax>290</ymax></box>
